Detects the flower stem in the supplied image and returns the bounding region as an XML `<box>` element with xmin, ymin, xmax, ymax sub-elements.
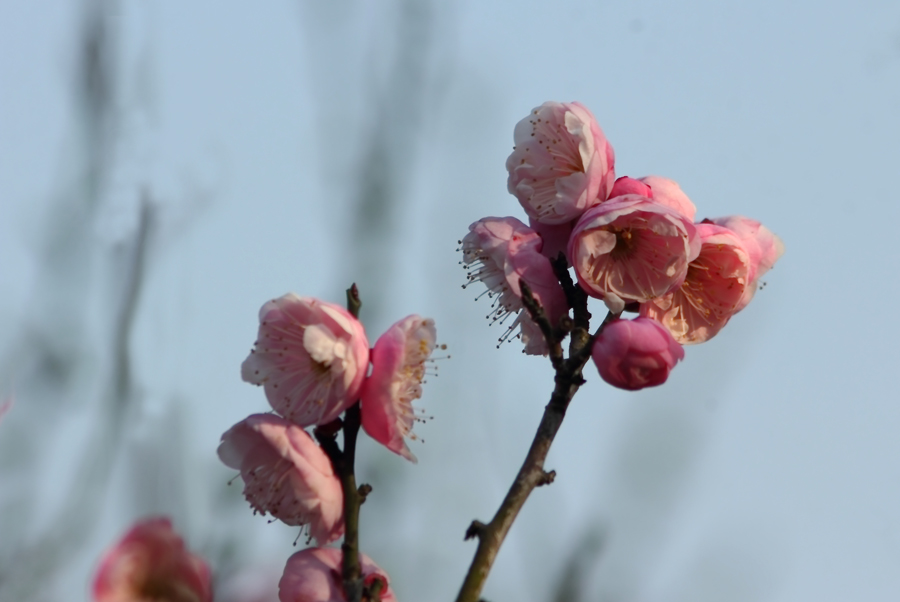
<box><xmin>454</xmin><ymin>281</ymin><xmax>615</xmax><ymax>602</ymax></box>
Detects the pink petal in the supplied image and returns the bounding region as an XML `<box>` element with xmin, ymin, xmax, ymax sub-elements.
<box><xmin>278</xmin><ymin>548</ymin><xmax>397</xmax><ymax>602</ymax></box>
<box><xmin>218</xmin><ymin>414</ymin><xmax>344</xmax><ymax>545</ymax></box>
<box><xmin>592</xmin><ymin>317</ymin><xmax>684</xmax><ymax>390</ymax></box>
<box><xmin>360</xmin><ymin>315</ymin><xmax>437</xmax><ymax>463</ymax></box>
<box><xmin>92</xmin><ymin>517</ymin><xmax>212</xmax><ymax>602</ymax></box>
<box><xmin>241</xmin><ymin>294</ymin><xmax>369</xmax><ymax>427</ymax></box>
<box><xmin>507</xmin><ymin>102</ymin><xmax>615</xmax><ymax>224</ymax></box>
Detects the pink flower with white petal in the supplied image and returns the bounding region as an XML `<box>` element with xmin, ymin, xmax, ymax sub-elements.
<box><xmin>707</xmin><ymin>215</ymin><xmax>784</xmax><ymax>312</ymax></box>
<box><xmin>641</xmin><ymin>223</ymin><xmax>751</xmax><ymax>344</ymax></box>
<box><xmin>507</xmin><ymin>101</ymin><xmax>615</xmax><ymax>225</ymax></box>
<box><xmin>92</xmin><ymin>517</ymin><xmax>212</xmax><ymax>602</ymax></box>
<box><xmin>242</xmin><ymin>294</ymin><xmax>369</xmax><ymax>426</ymax></box>
<box><xmin>461</xmin><ymin>217</ymin><xmax>568</xmax><ymax>355</ymax></box>
<box><xmin>592</xmin><ymin>317</ymin><xmax>684</xmax><ymax>390</ymax></box>
<box><xmin>217</xmin><ymin>414</ymin><xmax>344</xmax><ymax>544</ymax></box>
<box><xmin>568</xmin><ymin>196</ymin><xmax>701</xmax><ymax>310</ymax></box>
<box><xmin>360</xmin><ymin>315</ymin><xmax>436</xmax><ymax>463</ymax></box>
<box><xmin>278</xmin><ymin>548</ymin><xmax>398</xmax><ymax>602</ymax></box>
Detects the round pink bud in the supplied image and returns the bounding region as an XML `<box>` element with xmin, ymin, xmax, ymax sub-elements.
<box><xmin>641</xmin><ymin>223</ymin><xmax>752</xmax><ymax>344</ymax></box>
<box><xmin>278</xmin><ymin>548</ymin><xmax>398</xmax><ymax>602</ymax></box>
<box><xmin>92</xmin><ymin>517</ymin><xmax>212</xmax><ymax>602</ymax></box>
<box><xmin>707</xmin><ymin>215</ymin><xmax>784</xmax><ymax>312</ymax></box>
<box><xmin>608</xmin><ymin>176</ymin><xmax>653</xmax><ymax>199</ymax></box>
<box><xmin>592</xmin><ymin>317</ymin><xmax>684</xmax><ymax>390</ymax></box>
<box><xmin>461</xmin><ymin>217</ymin><xmax>568</xmax><ymax>355</ymax></box>
<box><xmin>507</xmin><ymin>101</ymin><xmax>616</xmax><ymax>225</ymax></box>
<box><xmin>217</xmin><ymin>414</ymin><xmax>344</xmax><ymax>545</ymax></box>
<box><xmin>241</xmin><ymin>294</ymin><xmax>369</xmax><ymax>426</ymax></box>
<box><xmin>568</xmin><ymin>196</ymin><xmax>701</xmax><ymax>305</ymax></box>
<box><xmin>360</xmin><ymin>315</ymin><xmax>437</xmax><ymax>463</ymax></box>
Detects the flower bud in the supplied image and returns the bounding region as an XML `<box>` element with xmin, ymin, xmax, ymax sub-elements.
<box><xmin>592</xmin><ymin>317</ymin><xmax>684</xmax><ymax>390</ymax></box>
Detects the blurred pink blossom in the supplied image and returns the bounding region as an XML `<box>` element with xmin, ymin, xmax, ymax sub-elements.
<box><xmin>461</xmin><ymin>216</ymin><xmax>568</xmax><ymax>355</ymax></box>
<box><xmin>507</xmin><ymin>101</ymin><xmax>615</xmax><ymax>225</ymax></box>
<box><xmin>568</xmin><ymin>196</ymin><xmax>700</xmax><ymax>309</ymax></box>
<box><xmin>707</xmin><ymin>215</ymin><xmax>784</xmax><ymax>312</ymax></box>
<box><xmin>592</xmin><ymin>317</ymin><xmax>684</xmax><ymax>390</ymax></box>
<box><xmin>641</xmin><ymin>223</ymin><xmax>751</xmax><ymax>344</ymax></box>
<box><xmin>92</xmin><ymin>517</ymin><xmax>212</xmax><ymax>602</ymax></box>
<box><xmin>360</xmin><ymin>315</ymin><xmax>437</xmax><ymax>463</ymax></box>
<box><xmin>0</xmin><ymin>397</ymin><xmax>11</xmax><ymax>424</ymax></box>
<box><xmin>278</xmin><ymin>548</ymin><xmax>397</xmax><ymax>602</ymax></box>
<box><xmin>242</xmin><ymin>294</ymin><xmax>369</xmax><ymax>426</ymax></box>
<box><xmin>218</xmin><ymin>414</ymin><xmax>344</xmax><ymax>545</ymax></box>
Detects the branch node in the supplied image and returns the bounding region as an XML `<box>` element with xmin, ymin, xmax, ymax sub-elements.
<box><xmin>357</xmin><ymin>483</ymin><xmax>373</xmax><ymax>503</ymax></box>
<box><xmin>464</xmin><ymin>520</ymin><xmax>487</xmax><ymax>541</ymax></box>
<box><xmin>537</xmin><ymin>470</ymin><xmax>557</xmax><ymax>487</ymax></box>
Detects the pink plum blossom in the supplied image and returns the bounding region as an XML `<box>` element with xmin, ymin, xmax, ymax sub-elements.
<box><xmin>0</xmin><ymin>397</ymin><xmax>10</xmax><ymax>424</ymax></box>
<box><xmin>507</xmin><ymin>101</ymin><xmax>615</xmax><ymax>225</ymax></box>
<box><xmin>568</xmin><ymin>196</ymin><xmax>701</xmax><ymax>311</ymax></box>
<box><xmin>92</xmin><ymin>517</ymin><xmax>212</xmax><ymax>602</ymax></box>
<box><xmin>461</xmin><ymin>217</ymin><xmax>568</xmax><ymax>355</ymax></box>
<box><xmin>641</xmin><ymin>223</ymin><xmax>751</xmax><ymax>344</ymax></box>
<box><xmin>608</xmin><ymin>176</ymin><xmax>653</xmax><ymax>199</ymax></box>
<box><xmin>707</xmin><ymin>215</ymin><xmax>784</xmax><ymax>312</ymax></box>
<box><xmin>592</xmin><ymin>317</ymin><xmax>684</xmax><ymax>390</ymax></box>
<box><xmin>242</xmin><ymin>294</ymin><xmax>370</xmax><ymax>426</ymax></box>
<box><xmin>218</xmin><ymin>414</ymin><xmax>344</xmax><ymax>544</ymax></box>
<box><xmin>278</xmin><ymin>548</ymin><xmax>397</xmax><ymax>602</ymax></box>
<box><xmin>360</xmin><ymin>315</ymin><xmax>437</xmax><ymax>463</ymax></box>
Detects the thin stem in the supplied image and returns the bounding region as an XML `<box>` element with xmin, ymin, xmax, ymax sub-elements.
<box><xmin>454</xmin><ymin>299</ymin><xmax>616</xmax><ymax>602</ymax></box>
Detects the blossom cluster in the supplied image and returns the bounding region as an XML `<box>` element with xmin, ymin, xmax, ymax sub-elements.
<box><xmin>462</xmin><ymin>101</ymin><xmax>783</xmax><ymax>390</ymax></box>
<box><xmin>91</xmin><ymin>294</ymin><xmax>424</xmax><ymax>602</ymax></box>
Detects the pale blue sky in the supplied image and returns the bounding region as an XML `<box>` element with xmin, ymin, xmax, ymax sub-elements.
<box><xmin>2</xmin><ymin>1</ymin><xmax>900</xmax><ymax>601</ymax></box>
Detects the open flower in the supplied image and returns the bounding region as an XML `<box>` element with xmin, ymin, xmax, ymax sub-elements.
<box><xmin>217</xmin><ymin>414</ymin><xmax>344</xmax><ymax>545</ymax></box>
<box><xmin>592</xmin><ymin>317</ymin><xmax>684</xmax><ymax>390</ymax></box>
<box><xmin>461</xmin><ymin>217</ymin><xmax>568</xmax><ymax>355</ymax></box>
<box><xmin>507</xmin><ymin>101</ymin><xmax>615</xmax><ymax>225</ymax></box>
<box><xmin>641</xmin><ymin>223</ymin><xmax>751</xmax><ymax>344</ymax></box>
<box><xmin>278</xmin><ymin>548</ymin><xmax>397</xmax><ymax>602</ymax></box>
<box><xmin>568</xmin><ymin>196</ymin><xmax>700</xmax><ymax>311</ymax></box>
<box><xmin>242</xmin><ymin>294</ymin><xmax>369</xmax><ymax>426</ymax></box>
<box><xmin>360</xmin><ymin>315</ymin><xmax>436</xmax><ymax>463</ymax></box>
<box><xmin>707</xmin><ymin>215</ymin><xmax>784</xmax><ymax>312</ymax></box>
<box><xmin>92</xmin><ymin>517</ymin><xmax>212</xmax><ymax>602</ymax></box>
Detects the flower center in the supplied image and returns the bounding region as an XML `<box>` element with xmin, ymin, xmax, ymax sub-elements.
<box><xmin>610</xmin><ymin>228</ymin><xmax>638</xmax><ymax>261</ymax></box>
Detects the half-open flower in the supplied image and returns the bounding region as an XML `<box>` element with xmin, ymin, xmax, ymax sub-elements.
<box><xmin>217</xmin><ymin>414</ymin><xmax>344</xmax><ymax>545</ymax></box>
<box><xmin>360</xmin><ymin>315</ymin><xmax>436</xmax><ymax>463</ymax></box>
<box><xmin>641</xmin><ymin>222</ymin><xmax>751</xmax><ymax>344</ymax></box>
<box><xmin>92</xmin><ymin>517</ymin><xmax>212</xmax><ymax>602</ymax></box>
<box><xmin>568</xmin><ymin>196</ymin><xmax>700</xmax><ymax>309</ymax></box>
<box><xmin>278</xmin><ymin>548</ymin><xmax>397</xmax><ymax>602</ymax></box>
<box><xmin>707</xmin><ymin>215</ymin><xmax>784</xmax><ymax>312</ymax></box>
<box><xmin>241</xmin><ymin>294</ymin><xmax>369</xmax><ymax>426</ymax></box>
<box><xmin>507</xmin><ymin>101</ymin><xmax>615</xmax><ymax>225</ymax></box>
<box><xmin>592</xmin><ymin>317</ymin><xmax>684</xmax><ymax>390</ymax></box>
<box><xmin>461</xmin><ymin>217</ymin><xmax>568</xmax><ymax>355</ymax></box>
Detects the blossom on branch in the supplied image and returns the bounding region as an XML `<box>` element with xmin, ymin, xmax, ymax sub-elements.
<box><xmin>92</xmin><ymin>517</ymin><xmax>212</xmax><ymax>602</ymax></box>
<box><xmin>278</xmin><ymin>548</ymin><xmax>397</xmax><ymax>602</ymax></box>
<box><xmin>461</xmin><ymin>216</ymin><xmax>568</xmax><ymax>355</ymax></box>
<box><xmin>360</xmin><ymin>315</ymin><xmax>437</xmax><ymax>463</ymax></box>
<box><xmin>641</xmin><ymin>222</ymin><xmax>751</xmax><ymax>344</ymax></box>
<box><xmin>507</xmin><ymin>101</ymin><xmax>615</xmax><ymax>225</ymax></box>
<box><xmin>568</xmin><ymin>196</ymin><xmax>700</xmax><ymax>312</ymax></box>
<box><xmin>706</xmin><ymin>215</ymin><xmax>785</xmax><ymax>312</ymax></box>
<box><xmin>592</xmin><ymin>317</ymin><xmax>684</xmax><ymax>390</ymax></box>
<box><xmin>242</xmin><ymin>294</ymin><xmax>369</xmax><ymax>426</ymax></box>
<box><xmin>217</xmin><ymin>414</ymin><xmax>344</xmax><ymax>545</ymax></box>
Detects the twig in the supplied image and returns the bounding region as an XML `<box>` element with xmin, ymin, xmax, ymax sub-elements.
<box><xmin>454</xmin><ymin>279</ymin><xmax>616</xmax><ymax>602</ymax></box>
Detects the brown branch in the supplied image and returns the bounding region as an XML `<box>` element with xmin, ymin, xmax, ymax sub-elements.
<box><xmin>315</xmin><ymin>285</ymin><xmax>366</xmax><ymax>602</ymax></box>
<box><xmin>455</xmin><ymin>274</ymin><xmax>616</xmax><ymax>602</ymax></box>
